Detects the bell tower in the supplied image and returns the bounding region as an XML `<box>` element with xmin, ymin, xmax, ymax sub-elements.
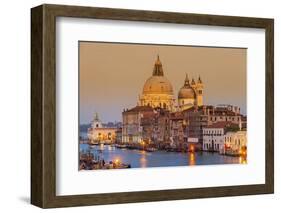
<box><xmin>196</xmin><ymin>76</ymin><xmax>203</xmax><ymax>106</ymax></box>
<box><xmin>91</xmin><ymin>112</ymin><xmax>102</xmax><ymax>129</ymax></box>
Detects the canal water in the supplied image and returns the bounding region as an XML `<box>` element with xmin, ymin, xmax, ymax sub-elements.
<box><xmin>80</xmin><ymin>143</ymin><xmax>244</xmax><ymax>169</ymax></box>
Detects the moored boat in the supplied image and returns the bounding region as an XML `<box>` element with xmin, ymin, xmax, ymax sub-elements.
<box><xmin>115</xmin><ymin>144</ymin><xmax>127</xmax><ymax>149</ymax></box>
<box><xmin>145</xmin><ymin>147</ymin><xmax>157</xmax><ymax>152</ymax></box>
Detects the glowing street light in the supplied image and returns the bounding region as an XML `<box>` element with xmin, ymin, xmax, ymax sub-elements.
<box><xmin>114</xmin><ymin>158</ymin><xmax>120</xmax><ymax>165</ymax></box>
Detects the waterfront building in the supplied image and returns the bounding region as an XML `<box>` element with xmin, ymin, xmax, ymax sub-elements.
<box><xmin>183</xmin><ymin>105</ymin><xmax>244</xmax><ymax>151</ymax></box>
<box><xmin>224</xmin><ymin>130</ymin><xmax>247</xmax><ymax>155</ymax></box>
<box><xmin>87</xmin><ymin>113</ymin><xmax>117</xmax><ymax>144</ymax></box>
<box><xmin>115</xmin><ymin>127</ymin><xmax>122</xmax><ymax>143</ymax></box>
<box><xmin>203</xmin><ymin>121</ymin><xmax>238</xmax><ymax>152</ymax></box>
<box><xmin>152</xmin><ymin>108</ymin><xmax>171</xmax><ymax>147</ymax></box>
<box><xmin>122</xmin><ymin>106</ymin><xmax>154</xmax><ymax>144</ymax></box>
<box><xmin>169</xmin><ymin>111</ymin><xmax>186</xmax><ymax>149</ymax></box>
<box><xmin>182</xmin><ymin>106</ymin><xmax>210</xmax><ymax>150</ymax></box>
<box><xmin>139</xmin><ymin>109</ymin><xmax>156</xmax><ymax>144</ymax></box>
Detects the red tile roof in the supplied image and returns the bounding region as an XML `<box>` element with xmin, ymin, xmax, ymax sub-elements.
<box><xmin>204</xmin><ymin>121</ymin><xmax>236</xmax><ymax>129</ymax></box>
<box><xmin>124</xmin><ymin>105</ymin><xmax>154</xmax><ymax>113</ymax></box>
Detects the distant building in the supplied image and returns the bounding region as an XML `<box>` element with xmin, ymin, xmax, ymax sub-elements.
<box><xmin>115</xmin><ymin>127</ymin><xmax>122</xmax><ymax>143</ymax></box>
<box><xmin>87</xmin><ymin>113</ymin><xmax>117</xmax><ymax>144</ymax></box>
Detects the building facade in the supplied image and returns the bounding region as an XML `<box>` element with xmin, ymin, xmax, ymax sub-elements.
<box><xmin>224</xmin><ymin>130</ymin><xmax>247</xmax><ymax>155</ymax></box>
<box><xmin>122</xmin><ymin>106</ymin><xmax>154</xmax><ymax>144</ymax></box>
<box><xmin>202</xmin><ymin>122</ymin><xmax>237</xmax><ymax>152</ymax></box>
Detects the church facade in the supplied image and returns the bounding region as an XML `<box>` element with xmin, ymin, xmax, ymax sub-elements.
<box><xmin>138</xmin><ymin>55</ymin><xmax>204</xmax><ymax>111</ymax></box>
<box><xmin>87</xmin><ymin>113</ymin><xmax>117</xmax><ymax>144</ymax></box>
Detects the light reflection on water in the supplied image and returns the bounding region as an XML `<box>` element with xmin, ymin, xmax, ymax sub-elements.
<box><xmin>189</xmin><ymin>153</ymin><xmax>196</xmax><ymax>166</ymax></box>
<box><xmin>80</xmin><ymin>144</ymin><xmax>245</xmax><ymax>169</ymax></box>
<box><xmin>239</xmin><ymin>156</ymin><xmax>247</xmax><ymax>164</ymax></box>
<box><xmin>140</xmin><ymin>150</ymin><xmax>148</xmax><ymax>168</ymax></box>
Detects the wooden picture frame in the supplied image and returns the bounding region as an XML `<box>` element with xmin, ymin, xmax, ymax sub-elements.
<box><xmin>31</xmin><ymin>4</ymin><xmax>274</xmax><ymax>208</ymax></box>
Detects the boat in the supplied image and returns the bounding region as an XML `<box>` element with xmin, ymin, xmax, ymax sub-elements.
<box><xmin>89</xmin><ymin>141</ymin><xmax>99</xmax><ymax>146</ymax></box>
<box><xmin>115</xmin><ymin>144</ymin><xmax>127</xmax><ymax>149</ymax></box>
<box><xmin>145</xmin><ymin>147</ymin><xmax>157</xmax><ymax>152</ymax></box>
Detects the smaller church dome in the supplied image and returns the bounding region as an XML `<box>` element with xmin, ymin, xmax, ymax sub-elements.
<box><xmin>178</xmin><ymin>87</ymin><xmax>196</xmax><ymax>99</ymax></box>
<box><xmin>178</xmin><ymin>74</ymin><xmax>196</xmax><ymax>99</ymax></box>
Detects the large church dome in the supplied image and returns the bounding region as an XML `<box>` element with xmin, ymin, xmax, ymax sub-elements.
<box><xmin>143</xmin><ymin>76</ymin><xmax>173</xmax><ymax>95</ymax></box>
<box><xmin>139</xmin><ymin>55</ymin><xmax>175</xmax><ymax>110</ymax></box>
<box><xmin>142</xmin><ymin>55</ymin><xmax>173</xmax><ymax>95</ymax></box>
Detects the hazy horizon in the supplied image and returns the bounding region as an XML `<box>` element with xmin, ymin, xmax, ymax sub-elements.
<box><xmin>79</xmin><ymin>42</ymin><xmax>247</xmax><ymax>124</ymax></box>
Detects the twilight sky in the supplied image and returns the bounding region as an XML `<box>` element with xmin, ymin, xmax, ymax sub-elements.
<box><xmin>79</xmin><ymin>42</ymin><xmax>246</xmax><ymax>124</ymax></box>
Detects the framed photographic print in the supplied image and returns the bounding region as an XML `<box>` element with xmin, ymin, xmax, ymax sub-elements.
<box><xmin>31</xmin><ymin>4</ymin><xmax>274</xmax><ymax>208</ymax></box>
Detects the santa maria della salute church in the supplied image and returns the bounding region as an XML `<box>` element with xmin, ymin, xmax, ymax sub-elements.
<box><xmin>138</xmin><ymin>55</ymin><xmax>204</xmax><ymax>111</ymax></box>
<box><xmin>120</xmin><ymin>54</ymin><xmax>246</xmax><ymax>151</ymax></box>
<box><xmin>88</xmin><ymin>55</ymin><xmax>246</xmax><ymax>153</ymax></box>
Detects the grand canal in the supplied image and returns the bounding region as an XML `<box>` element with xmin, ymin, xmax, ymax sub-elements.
<box><xmin>80</xmin><ymin>143</ymin><xmax>245</xmax><ymax>169</ymax></box>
